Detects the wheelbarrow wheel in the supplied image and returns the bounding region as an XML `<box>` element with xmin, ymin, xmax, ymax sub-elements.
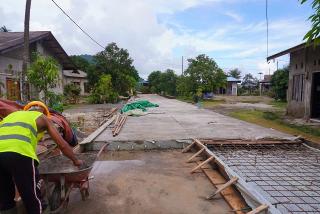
<box><xmin>49</xmin><ymin>184</ymin><xmax>69</xmax><ymax>213</ymax></box>
<box><xmin>80</xmin><ymin>189</ymin><xmax>89</xmax><ymax>201</ymax></box>
<box><xmin>49</xmin><ymin>184</ymin><xmax>61</xmax><ymax>211</ymax></box>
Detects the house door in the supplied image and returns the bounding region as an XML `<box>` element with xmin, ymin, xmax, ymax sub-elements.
<box><xmin>6</xmin><ymin>78</ymin><xmax>21</xmax><ymax>101</ymax></box>
<box><xmin>311</xmin><ymin>72</ymin><xmax>320</xmax><ymax>118</ymax></box>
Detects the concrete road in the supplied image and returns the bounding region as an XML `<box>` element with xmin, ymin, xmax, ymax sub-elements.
<box><xmin>67</xmin><ymin>151</ymin><xmax>230</xmax><ymax>214</ymax></box>
<box><xmin>96</xmin><ymin>94</ymin><xmax>294</xmax><ymax>142</ymax></box>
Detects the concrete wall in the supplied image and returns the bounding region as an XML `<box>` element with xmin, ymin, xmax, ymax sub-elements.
<box><xmin>287</xmin><ymin>46</ymin><xmax>320</xmax><ymax>118</ymax></box>
<box><xmin>63</xmin><ymin>76</ymin><xmax>88</xmax><ymax>95</ymax></box>
<box><xmin>0</xmin><ymin>46</ymin><xmax>27</xmax><ymax>98</ymax></box>
<box><xmin>0</xmin><ymin>41</ymin><xmax>65</xmax><ymax>99</ymax></box>
<box><xmin>226</xmin><ymin>82</ymin><xmax>238</xmax><ymax>96</ymax></box>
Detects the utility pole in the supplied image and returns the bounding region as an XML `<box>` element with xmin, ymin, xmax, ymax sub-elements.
<box><xmin>181</xmin><ymin>56</ymin><xmax>184</xmax><ymax>75</ymax></box>
<box><xmin>22</xmin><ymin>0</ymin><xmax>31</xmax><ymax>102</ymax></box>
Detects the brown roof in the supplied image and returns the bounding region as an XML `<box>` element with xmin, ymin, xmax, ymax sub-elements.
<box><xmin>0</xmin><ymin>31</ymin><xmax>76</xmax><ymax>70</ymax></box>
<box><xmin>267</xmin><ymin>40</ymin><xmax>315</xmax><ymax>61</ymax></box>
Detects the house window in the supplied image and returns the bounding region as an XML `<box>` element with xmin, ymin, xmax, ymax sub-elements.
<box><xmin>301</xmin><ymin>63</ymin><xmax>303</xmax><ymax>69</ymax></box>
<box><xmin>295</xmin><ymin>64</ymin><xmax>298</xmax><ymax>69</ymax></box>
<box><xmin>292</xmin><ymin>74</ymin><xmax>304</xmax><ymax>102</ymax></box>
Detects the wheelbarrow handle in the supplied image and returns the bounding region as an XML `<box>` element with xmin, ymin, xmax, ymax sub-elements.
<box><xmin>97</xmin><ymin>143</ymin><xmax>109</xmax><ymax>158</ymax></box>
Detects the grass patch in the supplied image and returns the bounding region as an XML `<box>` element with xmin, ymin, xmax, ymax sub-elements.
<box><xmin>230</xmin><ymin>109</ymin><xmax>320</xmax><ymax>143</ymax></box>
<box><xmin>203</xmin><ymin>99</ymin><xmax>225</xmax><ymax>108</ymax></box>
<box><xmin>176</xmin><ymin>96</ymin><xmax>193</xmax><ymax>103</ymax></box>
<box><xmin>270</xmin><ymin>101</ymin><xmax>287</xmax><ymax>110</ymax></box>
<box><xmin>239</xmin><ymin>100</ymin><xmax>261</xmax><ymax>104</ymax></box>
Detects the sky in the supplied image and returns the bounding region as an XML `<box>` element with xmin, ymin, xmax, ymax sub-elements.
<box><xmin>0</xmin><ymin>0</ymin><xmax>313</xmax><ymax>79</ymax></box>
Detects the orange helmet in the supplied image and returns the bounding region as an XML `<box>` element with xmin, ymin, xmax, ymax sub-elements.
<box><xmin>23</xmin><ymin>101</ymin><xmax>51</xmax><ymax>118</ymax></box>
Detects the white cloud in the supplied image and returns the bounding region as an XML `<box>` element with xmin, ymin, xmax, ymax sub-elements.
<box><xmin>224</xmin><ymin>11</ymin><xmax>243</xmax><ymax>22</ymax></box>
<box><xmin>0</xmin><ymin>0</ymin><xmax>310</xmax><ymax>78</ymax></box>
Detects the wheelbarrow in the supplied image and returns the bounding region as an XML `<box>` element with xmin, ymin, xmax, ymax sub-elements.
<box><xmin>38</xmin><ymin>144</ymin><xmax>107</xmax><ymax>213</ymax></box>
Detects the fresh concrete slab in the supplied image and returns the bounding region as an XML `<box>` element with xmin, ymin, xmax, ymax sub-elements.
<box><xmin>66</xmin><ymin>150</ymin><xmax>230</xmax><ymax>214</ymax></box>
<box><xmin>96</xmin><ymin>94</ymin><xmax>294</xmax><ymax>142</ymax></box>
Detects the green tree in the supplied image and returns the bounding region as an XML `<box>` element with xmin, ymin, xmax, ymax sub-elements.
<box><xmin>241</xmin><ymin>73</ymin><xmax>259</xmax><ymax>95</ymax></box>
<box><xmin>228</xmin><ymin>68</ymin><xmax>241</xmax><ymax>79</ymax></box>
<box><xmin>94</xmin><ymin>43</ymin><xmax>139</xmax><ymax>95</ymax></box>
<box><xmin>90</xmin><ymin>74</ymin><xmax>118</xmax><ymax>103</ymax></box>
<box><xmin>27</xmin><ymin>53</ymin><xmax>59</xmax><ymax>104</ymax></box>
<box><xmin>300</xmin><ymin>0</ymin><xmax>320</xmax><ymax>45</ymax></box>
<box><xmin>70</xmin><ymin>55</ymin><xmax>91</xmax><ymax>72</ymax></box>
<box><xmin>148</xmin><ymin>71</ymin><xmax>162</xmax><ymax>93</ymax></box>
<box><xmin>176</xmin><ymin>75</ymin><xmax>193</xmax><ymax>97</ymax></box>
<box><xmin>271</xmin><ymin>68</ymin><xmax>289</xmax><ymax>101</ymax></box>
<box><xmin>159</xmin><ymin>69</ymin><xmax>177</xmax><ymax>96</ymax></box>
<box><xmin>185</xmin><ymin>54</ymin><xmax>226</xmax><ymax>93</ymax></box>
<box><xmin>147</xmin><ymin>70</ymin><xmax>177</xmax><ymax>96</ymax></box>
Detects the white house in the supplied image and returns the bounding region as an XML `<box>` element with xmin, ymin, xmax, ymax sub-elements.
<box><xmin>0</xmin><ymin>31</ymin><xmax>86</xmax><ymax>100</ymax></box>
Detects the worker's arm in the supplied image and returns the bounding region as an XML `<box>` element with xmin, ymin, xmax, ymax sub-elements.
<box><xmin>36</xmin><ymin>115</ymin><xmax>83</xmax><ymax>166</ymax></box>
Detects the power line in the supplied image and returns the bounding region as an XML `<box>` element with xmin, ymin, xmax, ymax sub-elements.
<box><xmin>50</xmin><ymin>0</ymin><xmax>105</xmax><ymax>49</ymax></box>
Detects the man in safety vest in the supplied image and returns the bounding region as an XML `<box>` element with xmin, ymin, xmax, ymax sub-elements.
<box><xmin>0</xmin><ymin>101</ymin><xmax>83</xmax><ymax>214</ymax></box>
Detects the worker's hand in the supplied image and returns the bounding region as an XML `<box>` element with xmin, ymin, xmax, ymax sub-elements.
<box><xmin>73</xmin><ymin>159</ymin><xmax>84</xmax><ymax>167</ymax></box>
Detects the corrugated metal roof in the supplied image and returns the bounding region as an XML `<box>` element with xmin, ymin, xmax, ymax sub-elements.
<box><xmin>63</xmin><ymin>70</ymin><xmax>87</xmax><ymax>78</ymax></box>
<box><xmin>227</xmin><ymin>77</ymin><xmax>241</xmax><ymax>82</ymax></box>
<box><xmin>0</xmin><ymin>31</ymin><xmax>76</xmax><ymax>70</ymax></box>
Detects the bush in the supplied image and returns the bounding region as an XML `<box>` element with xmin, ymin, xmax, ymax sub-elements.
<box><xmin>271</xmin><ymin>68</ymin><xmax>289</xmax><ymax>101</ymax></box>
<box><xmin>47</xmin><ymin>92</ymin><xmax>64</xmax><ymax>113</ymax></box>
<box><xmin>139</xmin><ymin>85</ymin><xmax>150</xmax><ymax>94</ymax></box>
<box><xmin>63</xmin><ymin>83</ymin><xmax>81</xmax><ymax>104</ymax></box>
<box><xmin>262</xmin><ymin>111</ymin><xmax>279</xmax><ymax>120</ymax></box>
<box><xmin>89</xmin><ymin>74</ymin><xmax>119</xmax><ymax>104</ymax></box>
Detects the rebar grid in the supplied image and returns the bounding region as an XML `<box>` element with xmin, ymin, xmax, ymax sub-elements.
<box><xmin>208</xmin><ymin>143</ymin><xmax>320</xmax><ymax>214</ymax></box>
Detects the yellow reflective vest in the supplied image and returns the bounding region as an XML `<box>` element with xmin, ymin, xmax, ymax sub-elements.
<box><xmin>0</xmin><ymin>111</ymin><xmax>44</xmax><ymax>162</ymax></box>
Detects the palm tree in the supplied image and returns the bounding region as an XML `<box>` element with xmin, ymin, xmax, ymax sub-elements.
<box><xmin>0</xmin><ymin>26</ymin><xmax>10</xmax><ymax>32</ymax></box>
<box><xmin>22</xmin><ymin>0</ymin><xmax>32</xmax><ymax>102</ymax></box>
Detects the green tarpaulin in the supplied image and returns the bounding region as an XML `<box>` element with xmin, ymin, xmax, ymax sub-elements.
<box><xmin>121</xmin><ymin>100</ymin><xmax>159</xmax><ymax>113</ymax></box>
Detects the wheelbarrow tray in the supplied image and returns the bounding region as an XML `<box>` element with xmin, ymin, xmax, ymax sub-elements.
<box><xmin>38</xmin><ymin>153</ymin><xmax>97</xmax><ymax>183</ymax></box>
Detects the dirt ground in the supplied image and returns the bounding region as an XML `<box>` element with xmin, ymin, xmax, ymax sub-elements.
<box><xmin>66</xmin><ymin>150</ymin><xmax>231</xmax><ymax>214</ymax></box>
<box><xmin>63</xmin><ymin>103</ymin><xmax>122</xmax><ymax>137</ymax></box>
<box><xmin>206</xmin><ymin>95</ymin><xmax>278</xmax><ymax>115</ymax></box>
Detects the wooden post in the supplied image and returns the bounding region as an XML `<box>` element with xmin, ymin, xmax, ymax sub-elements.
<box><xmin>182</xmin><ymin>140</ymin><xmax>196</xmax><ymax>153</ymax></box>
<box><xmin>22</xmin><ymin>0</ymin><xmax>31</xmax><ymax>102</ymax></box>
<box><xmin>186</xmin><ymin>148</ymin><xmax>204</xmax><ymax>163</ymax></box>
<box><xmin>190</xmin><ymin>156</ymin><xmax>214</xmax><ymax>173</ymax></box>
<box><xmin>207</xmin><ymin>177</ymin><xmax>238</xmax><ymax>200</ymax></box>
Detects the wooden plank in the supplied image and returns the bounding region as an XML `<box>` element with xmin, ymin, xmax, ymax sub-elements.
<box><xmin>190</xmin><ymin>156</ymin><xmax>214</xmax><ymax>173</ymax></box>
<box><xmin>193</xmin><ymin>138</ymin><xmax>204</xmax><ymax>147</ymax></box>
<box><xmin>186</xmin><ymin>148</ymin><xmax>204</xmax><ymax>163</ymax></box>
<box><xmin>79</xmin><ymin>115</ymin><xmax>116</xmax><ymax>145</ymax></box>
<box><xmin>207</xmin><ymin>176</ymin><xmax>238</xmax><ymax>200</ymax></box>
<box><xmin>247</xmin><ymin>204</ymin><xmax>268</xmax><ymax>214</ymax></box>
<box><xmin>200</xmin><ymin>165</ymin><xmax>248</xmax><ymax>214</ymax></box>
<box><xmin>113</xmin><ymin>115</ymin><xmax>127</xmax><ymax>136</ymax></box>
<box><xmin>182</xmin><ymin>140</ymin><xmax>196</xmax><ymax>153</ymax></box>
